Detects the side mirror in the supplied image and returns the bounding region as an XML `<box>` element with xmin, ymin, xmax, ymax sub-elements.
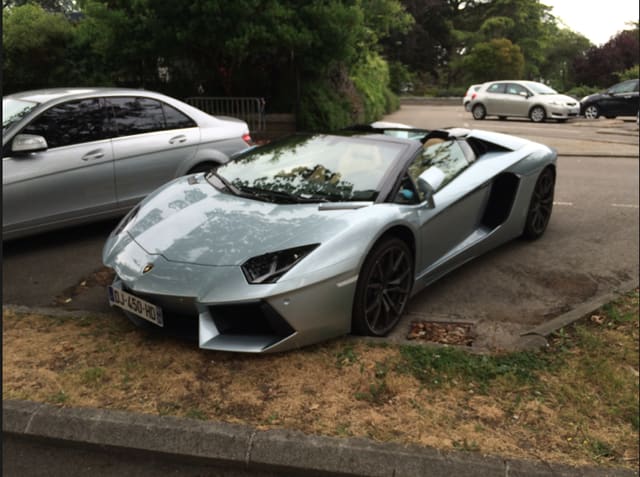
<box><xmin>12</xmin><ymin>134</ymin><xmax>48</xmax><ymax>153</ymax></box>
<box><xmin>519</xmin><ymin>91</ymin><xmax>529</xmax><ymax>98</ymax></box>
<box><xmin>417</xmin><ymin>166</ymin><xmax>445</xmax><ymax>208</ymax></box>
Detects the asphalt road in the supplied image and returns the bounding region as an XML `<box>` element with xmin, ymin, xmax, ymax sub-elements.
<box><xmin>2</xmin><ymin>106</ymin><xmax>639</xmax><ymax>350</ymax></box>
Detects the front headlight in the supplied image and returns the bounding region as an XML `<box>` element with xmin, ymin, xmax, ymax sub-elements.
<box><xmin>241</xmin><ymin>244</ymin><xmax>320</xmax><ymax>284</ymax></box>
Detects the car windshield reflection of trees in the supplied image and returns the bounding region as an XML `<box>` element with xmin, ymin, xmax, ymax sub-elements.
<box><xmin>216</xmin><ymin>135</ymin><xmax>398</xmax><ymax>203</ymax></box>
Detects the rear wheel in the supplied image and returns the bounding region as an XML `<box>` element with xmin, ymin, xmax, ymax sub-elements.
<box><xmin>522</xmin><ymin>167</ymin><xmax>555</xmax><ymax>240</ymax></box>
<box><xmin>472</xmin><ymin>104</ymin><xmax>486</xmax><ymax>120</ymax></box>
<box><xmin>352</xmin><ymin>238</ymin><xmax>414</xmax><ymax>336</ymax></box>
<box><xmin>583</xmin><ymin>104</ymin><xmax>599</xmax><ymax>119</ymax></box>
<box><xmin>529</xmin><ymin>106</ymin><xmax>546</xmax><ymax>123</ymax></box>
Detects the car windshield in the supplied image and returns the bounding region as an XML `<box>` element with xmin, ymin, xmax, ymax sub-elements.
<box><xmin>2</xmin><ymin>98</ymin><xmax>38</xmax><ymax>132</ymax></box>
<box><xmin>526</xmin><ymin>82</ymin><xmax>558</xmax><ymax>95</ymax></box>
<box><xmin>213</xmin><ymin>134</ymin><xmax>405</xmax><ymax>203</ymax></box>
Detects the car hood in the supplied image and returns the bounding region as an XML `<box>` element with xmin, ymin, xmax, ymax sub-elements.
<box><xmin>538</xmin><ymin>94</ymin><xmax>577</xmax><ymax>104</ymax></box>
<box><xmin>119</xmin><ymin>175</ymin><xmax>367</xmax><ymax>266</ymax></box>
<box><xmin>580</xmin><ymin>92</ymin><xmax>606</xmax><ymax>103</ymax></box>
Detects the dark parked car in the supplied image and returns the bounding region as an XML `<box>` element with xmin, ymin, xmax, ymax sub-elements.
<box><xmin>580</xmin><ymin>79</ymin><xmax>639</xmax><ymax>119</ymax></box>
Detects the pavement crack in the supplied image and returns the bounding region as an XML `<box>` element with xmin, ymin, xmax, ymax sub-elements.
<box><xmin>245</xmin><ymin>429</ymin><xmax>257</xmax><ymax>466</ymax></box>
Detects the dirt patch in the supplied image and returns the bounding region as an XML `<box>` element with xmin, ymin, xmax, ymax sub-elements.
<box><xmin>53</xmin><ymin>267</ymin><xmax>115</xmax><ymax>306</ymax></box>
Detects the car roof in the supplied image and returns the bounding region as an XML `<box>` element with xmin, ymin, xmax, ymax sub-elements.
<box><xmin>4</xmin><ymin>87</ymin><xmax>165</xmax><ymax>105</ymax></box>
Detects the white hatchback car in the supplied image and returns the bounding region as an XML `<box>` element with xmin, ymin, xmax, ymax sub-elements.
<box><xmin>468</xmin><ymin>81</ymin><xmax>579</xmax><ymax>123</ymax></box>
<box><xmin>462</xmin><ymin>84</ymin><xmax>483</xmax><ymax>111</ymax></box>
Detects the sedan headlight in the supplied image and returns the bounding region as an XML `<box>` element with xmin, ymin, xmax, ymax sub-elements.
<box><xmin>242</xmin><ymin>244</ymin><xmax>319</xmax><ymax>284</ymax></box>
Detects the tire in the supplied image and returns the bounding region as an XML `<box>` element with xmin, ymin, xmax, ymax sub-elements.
<box><xmin>583</xmin><ymin>104</ymin><xmax>599</xmax><ymax>119</ymax></box>
<box><xmin>472</xmin><ymin>104</ymin><xmax>486</xmax><ymax>120</ymax></box>
<box><xmin>522</xmin><ymin>167</ymin><xmax>555</xmax><ymax>240</ymax></box>
<box><xmin>188</xmin><ymin>162</ymin><xmax>218</xmax><ymax>174</ymax></box>
<box><xmin>529</xmin><ymin>106</ymin><xmax>546</xmax><ymax>123</ymax></box>
<box><xmin>352</xmin><ymin>238</ymin><xmax>414</xmax><ymax>337</ymax></box>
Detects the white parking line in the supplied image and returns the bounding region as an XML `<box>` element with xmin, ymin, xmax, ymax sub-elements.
<box><xmin>611</xmin><ymin>203</ymin><xmax>639</xmax><ymax>209</ymax></box>
<box><xmin>553</xmin><ymin>201</ymin><xmax>573</xmax><ymax>206</ymax></box>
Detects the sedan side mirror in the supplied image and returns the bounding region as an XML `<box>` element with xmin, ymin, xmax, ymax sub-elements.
<box><xmin>519</xmin><ymin>91</ymin><xmax>529</xmax><ymax>98</ymax></box>
<box><xmin>12</xmin><ymin>134</ymin><xmax>48</xmax><ymax>154</ymax></box>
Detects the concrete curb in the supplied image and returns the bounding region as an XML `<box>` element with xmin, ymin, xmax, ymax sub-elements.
<box><xmin>521</xmin><ymin>279</ymin><xmax>639</xmax><ymax>339</ymax></box>
<box><xmin>3</xmin><ymin>400</ymin><xmax>636</xmax><ymax>477</ymax></box>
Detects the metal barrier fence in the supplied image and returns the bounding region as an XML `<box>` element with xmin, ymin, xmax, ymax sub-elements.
<box><xmin>185</xmin><ymin>96</ymin><xmax>266</xmax><ymax>132</ymax></box>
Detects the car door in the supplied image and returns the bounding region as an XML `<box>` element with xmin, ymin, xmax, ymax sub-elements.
<box><xmin>404</xmin><ymin>140</ymin><xmax>488</xmax><ymax>277</ymax></box>
<box><xmin>484</xmin><ymin>83</ymin><xmax>508</xmax><ymax>116</ymax></box>
<box><xmin>602</xmin><ymin>80</ymin><xmax>638</xmax><ymax>116</ymax></box>
<box><xmin>615</xmin><ymin>79</ymin><xmax>639</xmax><ymax>116</ymax></box>
<box><xmin>108</xmin><ymin>96</ymin><xmax>200</xmax><ymax>208</ymax></box>
<box><xmin>503</xmin><ymin>83</ymin><xmax>530</xmax><ymax>117</ymax></box>
<box><xmin>2</xmin><ymin>97</ymin><xmax>116</xmax><ymax>234</ymax></box>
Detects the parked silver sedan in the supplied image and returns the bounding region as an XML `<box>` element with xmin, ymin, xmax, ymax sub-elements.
<box><xmin>469</xmin><ymin>80</ymin><xmax>579</xmax><ymax>123</ymax></box>
<box><xmin>2</xmin><ymin>88</ymin><xmax>252</xmax><ymax>239</ymax></box>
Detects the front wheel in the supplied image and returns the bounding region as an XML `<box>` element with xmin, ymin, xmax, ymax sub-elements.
<box><xmin>472</xmin><ymin>104</ymin><xmax>486</xmax><ymax>120</ymax></box>
<box><xmin>352</xmin><ymin>238</ymin><xmax>414</xmax><ymax>336</ymax></box>
<box><xmin>583</xmin><ymin>104</ymin><xmax>599</xmax><ymax>119</ymax></box>
<box><xmin>529</xmin><ymin>106</ymin><xmax>546</xmax><ymax>123</ymax></box>
<box><xmin>522</xmin><ymin>167</ymin><xmax>555</xmax><ymax>240</ymax></box>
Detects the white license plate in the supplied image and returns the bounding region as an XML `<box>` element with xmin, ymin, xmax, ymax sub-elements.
<box><xmin>108</xmin><ymin>286</ymin><xmax>164</xmax><ymax>327</ymax></box>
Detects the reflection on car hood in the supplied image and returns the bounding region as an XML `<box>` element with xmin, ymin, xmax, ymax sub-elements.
<box><xmin>125</xmin><ymin>175</ymin><xmax>361</xmax><ymax>266</ymax></box>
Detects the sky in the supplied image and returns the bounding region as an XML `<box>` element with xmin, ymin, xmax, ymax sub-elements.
<box><xmin>542</xmin><ymin>0</ymin><xmax>639</xmax><ymax>46</ymax></box>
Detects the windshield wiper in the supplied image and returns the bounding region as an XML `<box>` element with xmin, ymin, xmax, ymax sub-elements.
<box><xmin>236</xmin><ymin>186</ymin><xmax>327</xmax><ymax>204</ymax></box>
<box><xmin>206</xmin><ymin>171</ymin><xmax>243</xmax><ymax>196</ymax></box>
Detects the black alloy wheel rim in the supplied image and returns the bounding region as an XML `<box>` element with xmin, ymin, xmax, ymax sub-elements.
<box><xmin>364</xmin><ymin>245</ymin><xmax>412</xmax><ymax>335</ymax></box>
<box><xmin>528</xmin><ymin>170</ymin><xmax>554</xmax><ymax>235</ymax></box>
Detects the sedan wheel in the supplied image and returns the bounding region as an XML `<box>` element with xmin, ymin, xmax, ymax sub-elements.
<box><xmin>529</xmin><ymin>106</ymin><xmax>546</xmax><ymax>123</ymax></box>
<box><xmin>522</xmin><ymin>167</ymin><xmax>555</xmax><ymax>240</ymax></box>
<box><xmin>583</xmin><ymin>105</ymin><xmax>599</xmax><ymax>119</ymax></box>
<box><xmin>472</xmin><ymin>104</ymin><xmax>486</xmax><ymax>120</ymax></box>
<box><xmin>352</xmin><ymin>238</ymin><xmax>414</xmax><ymax>336</ymax></box>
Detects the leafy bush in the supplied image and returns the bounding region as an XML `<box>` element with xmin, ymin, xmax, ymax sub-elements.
<box><xmin>565</xmin><ymin>84</ymin><xmax>601</xmax><ymax>99</ymax></box>
<box><xmin>298</xmin><ymin>78</ymin><xmax>353</xmax><ymax>131</ymax></box>
<box><xmin>351</xmin><ymin>52</ymin><xmax>399</xmax><ymax>122</ymax></box>
<box><xmin>298</xmin><ymin>53</ymin><xmax>399</xmax><ymax>131</ymax></box>
<box><xmin>617</xmin><ymin>64</ymin><xmax>639</xmax><ymax>81</ymax></box>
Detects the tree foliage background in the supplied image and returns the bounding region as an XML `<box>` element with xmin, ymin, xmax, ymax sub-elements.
<box><xmin>3</xmin><ymin>0</ymin><xmax>639</xmax><ymax>129</ymax></box>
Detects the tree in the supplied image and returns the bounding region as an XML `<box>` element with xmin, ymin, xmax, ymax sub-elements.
<box><xmin>572</xmin><ymin>29</ymin><xmax>640</xmax><ymax>87</ymax></box>
<box><xmin>538</xmin><ymin>25</ymin><xmax>591</xmax><ymax>90</ymax></box>
<box><xmin>461</xmin><ymin>38</ymin><xmax>524</xmax><ymax>82</ymax></box>
<box><xmin>2</xmin><ymin>3</ymin><xmax>73</xmax><ymax>92</ymax></box>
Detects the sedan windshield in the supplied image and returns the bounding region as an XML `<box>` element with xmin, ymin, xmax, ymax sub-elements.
<box><xmin>2</xmin><ymin>98</ymin><xmax>38</xmax><ymax>131</ymax></box>
<box><xmin>526</xmin><ymin>82</ymin><xmax>558</xmax><ymax>95</ymax></box>
<box><xmin>213</xmin><ymin>134</ymin><xmax>405</xmax><ymax>203</ymax></box>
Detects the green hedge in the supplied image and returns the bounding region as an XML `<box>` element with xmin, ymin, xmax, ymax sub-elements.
<box><xmin>298</xmin><ymin>52</ymin><xmax>399</xmax><ymax>131</ymax></box>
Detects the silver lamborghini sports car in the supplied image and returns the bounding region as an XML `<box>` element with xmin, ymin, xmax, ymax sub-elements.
<box><xmin>103</xmin><ymin>125</ymin><xmax>557</xmax><ymax>353</ymax></box>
